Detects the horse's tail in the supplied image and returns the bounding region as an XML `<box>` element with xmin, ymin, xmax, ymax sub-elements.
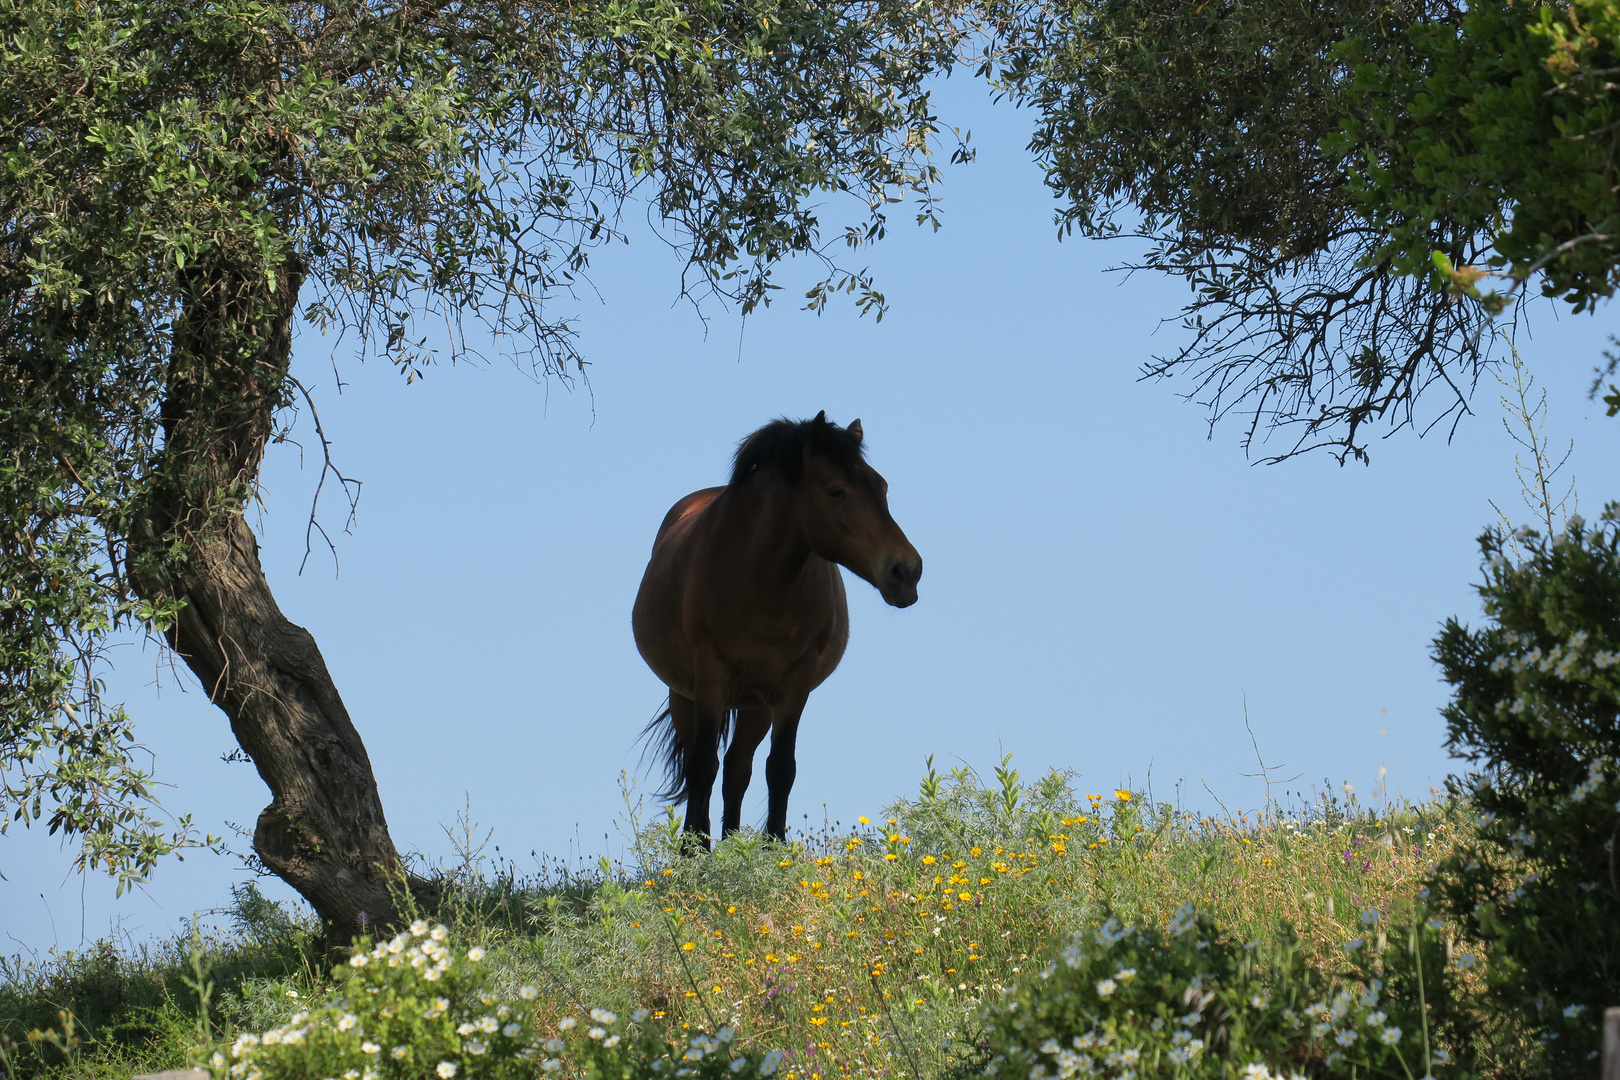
<box><xmin>638</xmin><ymin>696</ymin><xmax>734</xmax><ymax>805</ymax></box>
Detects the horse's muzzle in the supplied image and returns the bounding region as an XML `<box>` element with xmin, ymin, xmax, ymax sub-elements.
<box><xmin>880</xmin><ymin>554</ymin><xmax>922</xmax><ymax>608</ymax></box>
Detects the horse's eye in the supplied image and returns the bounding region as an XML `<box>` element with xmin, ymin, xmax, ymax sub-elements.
<box><xmin>826</xmin><ymin>487</ymin><xmax>846</xmax><ymax>499</ymax></box>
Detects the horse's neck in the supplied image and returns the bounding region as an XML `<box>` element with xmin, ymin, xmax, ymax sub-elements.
<box><xmin>713</xmin><ymin>478</ymin><xmax>815</xmax><ymax>583</ymax></box>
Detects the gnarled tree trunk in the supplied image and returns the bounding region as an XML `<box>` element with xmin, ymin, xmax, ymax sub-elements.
<box><xmin>130</xmin><ymin>259</ymin><xmax>408</xmax><ymax>941</ymax></box>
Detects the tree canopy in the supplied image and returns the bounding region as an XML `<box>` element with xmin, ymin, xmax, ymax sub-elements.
<box><xmin>989</xmin><ymin>0</ymin><xmax>1620</xmax><ymax>460</ymax></box>
<box><xmin>0</xmin><ymin>0</ymin><xmax>969</xmax><ymax>931</ymax></box>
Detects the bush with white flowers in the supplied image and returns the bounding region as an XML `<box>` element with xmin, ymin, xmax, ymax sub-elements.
<box><xmin>212</xmin><ymin>921</ymin><xmax>783</xmax><ymax>1080</ymax></box>
<box><xmin>1432</xmin><ymin>513</ymin><xmax>1620</xmax><ymax>1075</ymax></box>
<box><xmin>978</xmin><ymin>905</ymin><xmax>1463</xmax><ymax>1080</ymax></box>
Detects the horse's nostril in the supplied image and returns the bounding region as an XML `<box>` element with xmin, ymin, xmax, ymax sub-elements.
<box><xmin>890</xmin><ymin>562</ymin><xmax>906</xmax><ymax>583</ymax></box>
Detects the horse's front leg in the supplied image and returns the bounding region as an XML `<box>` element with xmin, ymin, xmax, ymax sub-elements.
<box><xmin>763</xmin><ymin>695</ymin><xmax>809</xmax><ymax>841</ymax></box>
<box><xmin>721</xmin><ymin>706</ymin><xmax>771</xmax><ymax>837</ymax></box>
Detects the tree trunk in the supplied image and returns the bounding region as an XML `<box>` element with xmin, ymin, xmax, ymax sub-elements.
<box><xmin>129</xmin><ymin>258</ymin><xmax>408</xmax><ymax>942</ymax></box>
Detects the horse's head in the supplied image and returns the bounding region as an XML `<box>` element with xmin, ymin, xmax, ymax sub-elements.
<box><xmin>796</xmin><ymin>412</ymin><xmax>922</xmax><ymax>608</ymax></box>
<box><xmin>731</xmin><ymin>412</ymin><xmax>923</xmax><ymax>606</ymax></box>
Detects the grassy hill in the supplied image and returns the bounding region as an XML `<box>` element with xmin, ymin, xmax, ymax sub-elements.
<box><xmin>1</xmin><ymin>760</ymin><xmax>1485</xmax><ymax>1080</ymax></box>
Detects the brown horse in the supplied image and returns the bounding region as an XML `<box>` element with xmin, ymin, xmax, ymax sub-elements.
<box><xmin>632</xmin><ymin>412</ymin><xmax>923</xmax><ymax>848</ymax></box>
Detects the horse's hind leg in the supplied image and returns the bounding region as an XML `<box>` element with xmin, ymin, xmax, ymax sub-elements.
<box><xmin>721</xmin><ymin>706</ymin><xmax>770</xmax><ymax>837</ymax></box>
<box><xmin>763</xmin><ymin>695</ymin><xmax>808</xmax><ymax>841</ymax></box>
<box><xmin>678</xmin><ymin>692</ymin><xmax>727</xmax><ymax>851</ymax></box>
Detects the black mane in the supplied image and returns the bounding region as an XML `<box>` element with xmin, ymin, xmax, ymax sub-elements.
<box><xmin>730</xmin><ymin>414</ymin><xmax>864</xmax><ymax>488</ymax></box>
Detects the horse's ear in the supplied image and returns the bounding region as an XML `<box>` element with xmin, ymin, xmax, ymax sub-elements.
<box><xmin>812</xmin><ymin>409</ymin><xmax>828</xmax><ymax>427</ymax></box>
<box><xmin>847</xmin><ymin>418</ymin><xmax>863</xmax><ymax>445</ymax></box>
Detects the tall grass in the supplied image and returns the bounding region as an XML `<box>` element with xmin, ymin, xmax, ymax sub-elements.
<box><xmin>0</xmin><ymin>759</ymin><xmax>1478</xmax><ymax>1080</ymax></box>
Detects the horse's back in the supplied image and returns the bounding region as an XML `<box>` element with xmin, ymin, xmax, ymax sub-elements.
<box><xmin>653</xmin><ymin>486</ymin><xmax>723</xmax><ymax>548</ymax></box>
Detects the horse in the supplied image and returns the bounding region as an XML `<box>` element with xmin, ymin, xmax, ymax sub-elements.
<box><xmin>631</xmin><ymin>412</ymin><xmax>923</xmax><ymax>848</ymax></box>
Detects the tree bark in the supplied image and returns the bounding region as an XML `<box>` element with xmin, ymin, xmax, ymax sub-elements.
<box><xmin>129</xmin><ymin>258</ymin><xmax>408</xmax><ymax>942</ymax></box>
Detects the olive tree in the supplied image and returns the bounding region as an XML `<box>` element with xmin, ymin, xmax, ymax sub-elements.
<box><xmin>984</xmin><ymin>0</ymin><xmax>1620</xmax><ymax>461</ymax></box>
<box><xmin>0</xmin><ymin>0</ymin><xmax>969</xmax><ymax>935</ymax></box>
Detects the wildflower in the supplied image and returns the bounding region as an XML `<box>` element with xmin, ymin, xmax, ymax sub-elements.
<box><xmin>731</xmin><ymin>1059</ymin><xmax>749</xmax><ymax>1073</ymax></box>
<box><xmin>504</xmin><ymin>1023</ymin><xmax>523</xmax><ymax>1038</ymax></box>
<box><xmin>1116</xmin><ymin>966</ymin><xmax>1137</xmax><ymax>979</ymax></box>
<box><xmin>632</xmin><ymin>1010</ymin><xmax>651</xmax><ymax>1022</ymax></box>
<box><xmin>467</xmin><ymin>947</ymin><xmax>486</xmax><ymax>962</ymax></box>
<box><xmin>604</xmin><ymin>1035</ymin><xmax>622</xmax><ymax>1048</ymax></box>
<box><xmin>390</xmin><ymin>1047</ymin><xmax>408</xmax><ymax>1060</ymax></box>
<box><xmin>436</xmin><ymin>1064</ymin><xmax>458</xmax><ymax>1079</ymax></box>
<box><xmin>1345</xmin><ymin>939</ymin><xmax>1363</xmax><ymax>952</ymax></box>
<box><xmin>717</xmin><ymin>1028</ymin><xmax>735</xmax><ymax>1043</ymax></box>
<box><xmin>1115</xmin><ymin>790</ymin><xmax>1131</xmax><ymax>801</ymax></box>
<box><xmin>477</xmin><ymin>1016</ymin><xmax>500</xmax><ymax>1034</ymax></box>
<box><xmin>1168</xmin><ymin>903</ymin><xmax>1196</xmax><ymax>936</ymax></box>
<box><xmin>542</xmin><ymin>1063</ymin><xmax>562</xmax><ymax>1074</ymax></box>
<box><xmin>592</xmin><ymin>1008</ymin><xmax>618</xmax><ymax>1025</ymax></box>
<box><xmin>457</xmin><ymin>1024</ymin><xmax>477</xmax><ymax>1036</ymax></box>
<box><xmin>1242</xmin><ymin>1067</ymin><xmax>1272</xmax><ymax>1080</ymax></box>
<box><xmin>1095</xmin><ymin>918</ymin><xmax>1126</xmax><ymax>946</ymax></box>
<box><xmin>1041</xmin><ymin>1040</ymin><xmax>1061</xmax><ymax>1055</ymax></box>
<box><xmin>337</xmin><ymin>1014</ymin><xmax>358</xmax><ymax>1032</ymax></box>
<box><xmin>1366</xmin><ymin>1011</ymin><xmax>1387</xmax><ymax>1026</ymax></box>
<box><xmin>361</xmin><ymin>1042</ymin><xmax>381</xmax><ymax>1055</ymax></box>
<box><xmin>1250</xmin><ymin>995</ymin><xmax>1268</xmax><ymax>1010</ymax></box>
<box><xmin>1455</xmin><ymin>954</ymin><xmax>1475</xmax><ymax>970</ymax></box>
<box><xmin>521</xmin><ymin>986</ymin><xmax>539</xmax><ymax>1001</ymax></box>
<box><xmin>1095</xmin><ymin>979</ymin><xmax>1117</xmax><ymax>997</ymax></box>
<box><xmin>465</xmin><ymin>1040</ymin><xmax>488</xmax><ymax>1056</ymax></box>
<box><xmin>761</xmin><ymin>1051</ymin><xmax>785</xmax><ymax>1076</ymax></box>
<box><xmin>1564</xmin><ymin>1004</ymin><xmax>1586</xmax><ymax>1019</ymax></box>
<box><xmin>349</xmin><ymin>954</ymin><xmax>368</xmax><ymax>968</ymax></box>
<box><xmin>589</xmin><ymin>1027</ymin><xmax>607</xmax><ymax>1040</ymax></box>
<box><xmin>1312</xmin><ymin>1023</ymin><xmax>1332</xmax><ymax>1039</ymax></box>
<box><xmin>1380</xmin><ymin>1027</ymin><xmax>1401</xmax><ymax>1046</ymax></box>
<box><xmin>545</xmin><ymin>1039</ymin><xmax>565</xmax><ymax>1052</ymax></box>
<box><xmin>559</xmin><ymin>1018</ymin><xmax>578</xmax><ymax>1031</ymax></box>
<box><xmin>1361</xmin><ymin>910</ymin><xmax>1380</xmax><ymax>925</ymax></box>
<box><xmin>1336</xmin><ymin>1030</ymin><xmax>1357</xmax><ymax>1047</ymax></box>
<box><xmin>859</xmin><ymin>816</ymin><xmax>870</xmax><ymax>824</ymax></box>
<box><xmin>683</xmin><ymin>942</ymin><xmax>697</xmax><ymax>952</ymax></box>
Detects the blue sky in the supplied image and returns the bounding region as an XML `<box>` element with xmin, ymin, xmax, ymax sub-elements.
<box><xmin>6</xmin><ymin>82</ymin><xmax>1620</xmax><ymax>956</ymax></box>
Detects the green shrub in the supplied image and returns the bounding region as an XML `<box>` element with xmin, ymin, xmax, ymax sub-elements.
<box><xmin>215</xmin><ymin>920</ymin><xmax>783</xmax><ymax>1080</ymax></box>
<box><xmin>979</xmin><ymin>904</ymin><xmax>1467</xmax><ymax>1079</ymax></box>
<box><xmin>1431</xmin><ymin>512</ymin><xmax>1620</xmax><ymax>1076</ymax></box>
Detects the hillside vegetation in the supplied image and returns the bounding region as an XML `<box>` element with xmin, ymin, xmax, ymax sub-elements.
<box><xmin>1</xmin><ymin>760</ymin><xmax>1492</xmax><ymax>1080</ymax></box>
